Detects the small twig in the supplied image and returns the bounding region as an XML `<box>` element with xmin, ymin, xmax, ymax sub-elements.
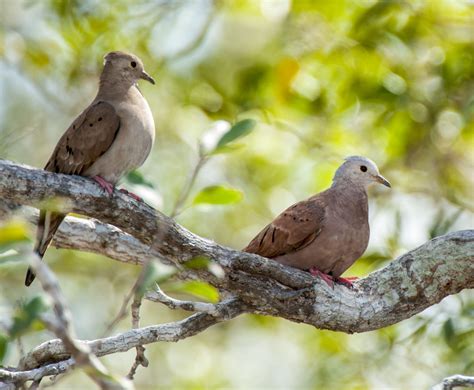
<box><xmin>25</xmin><ymin>252</ymin><xmax>131</xmax><ymax>390</ymax></box>
<box><xmin>145</xmin><ymin>284</ymin><xmax>221</xmax><ymax>315</ymax></box>
<box><xmin>126</xmin><ymin>295</ymin><xmax>149</xmax><ymax>380</ymax></box>
<box><xmin>432</xmin><ymin>375</ymin><xmax>474</xmax><ymax>390</ymax></box>
<box><xmin>170</xmin><ymin>143</ymin><xmax>208</xmax><ymax>218</ymax></box>
<box><xmin>0</xmin><ymin>359</ymin><xmax>74</xmax><ymax>388</ymax></box>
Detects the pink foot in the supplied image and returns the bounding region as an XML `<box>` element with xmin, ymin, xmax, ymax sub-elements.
<box><xmin>334</xmin><ymin>276</ymin><xmax>359</xmax><ymax>289</ymax></box>
<box><xmin>92</xmin><ymin>176</ymin><xmax>114</xmax><ymax>195</ymax></box>
<box><xmin>119</xmin><ymin>188</ymin><xmax>142</xmax><ymax>202</ymax></box>
<box><xmin>309</xmin><ymin>267</ymin><xmax>334</xmax><ymax>288</ymax></box>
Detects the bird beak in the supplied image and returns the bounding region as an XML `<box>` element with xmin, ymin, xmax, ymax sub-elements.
<box><xmin>375</xmin><ymin>174</ymin><xmax>391</xmax><ymax>188</ymax></box>
<box><xmin>140</xmin><ymin>71</ymin><xmax>155</xmax><ymax>85</ymax></box>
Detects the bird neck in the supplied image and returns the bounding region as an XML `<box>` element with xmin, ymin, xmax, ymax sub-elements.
<box><xmin>97</xmin><ymin>66</ymin><xmax>136</xmax><ymax>99</ymax></box>
<box><xmin>331</xmin><ymin>180</ymin><xmax>369</xmax><ymax>203</ymax></box>
<box><xmin>331</xmin><ymin>178</ymin><xmax>367</xmax><ymax>192</ymax></box>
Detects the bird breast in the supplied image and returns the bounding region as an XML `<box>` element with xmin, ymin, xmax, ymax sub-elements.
<box><xmin>85</xmin><ymin>90</ymin><xmax>155</xmax><ymax>183</ymax></box>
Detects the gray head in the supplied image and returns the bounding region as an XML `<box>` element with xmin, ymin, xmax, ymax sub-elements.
<box><xmin>332</xmin><ymin>156</ymin><xmax>391</xmax><ymax>189</ymax></box>
<box><xmin>101</xmin><ymin>51</ymin><xmax>155</xmax><ymax>86</ymax></box>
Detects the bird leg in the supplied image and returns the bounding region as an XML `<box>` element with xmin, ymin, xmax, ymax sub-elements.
<box><xmin>308</xmin><ymin>267</ymin><xmax>334</xmax><ymax>288</ymax></box>
<box><xmin>92</xmin><ymin>176</ymin><xmax>114</xmax><ymax>195</ymax></box>
<box><xmin>119</xmin><ymin>188</ymin><xmax>143</xmax><ymax>202</ymax></box>
<box><xmin>334</xmin><ymin>276</ymin><xmax>358</xmax><ymax>289</ymax></box>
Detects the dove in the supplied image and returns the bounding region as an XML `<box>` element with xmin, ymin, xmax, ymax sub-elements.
<box><xmin>243</xmin><ymin>156</ymin><xmax>391</xmax><ymax>288</ymax></box>
<box><xmin>25</xmin><ymin>51</ymin><xmax>156</xmax><ymax>286</ymax></box>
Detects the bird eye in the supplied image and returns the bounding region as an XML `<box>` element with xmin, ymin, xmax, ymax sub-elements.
<box><xmin>131</xmin><ymin>61</ymin><xmax>137</xmax><ymax>68</ymax></box>
<box><xmin>360</xmin><ymin>165</ymin><xmax>367</xmax><ymax>172</ymax></box>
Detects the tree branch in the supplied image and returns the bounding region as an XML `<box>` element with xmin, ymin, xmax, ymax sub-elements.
<box><xmin>1</xmin><ymin>159</ymin><xmax>473</xmax><ymax>335</ymax></box>
<box><xmin>17</xmin><ymin>297</ymin><xmax>244</xmax><ymax>371</ymax></box>
<box><xmin>1</xmin><ymin>159</ymin><xmax>473</xmax><ymax>386</ymax></box>
<box><xmin>432</xmin><ymin>375</ymin><xmax>474</xmax><ymax>390</ymax></box>
<box><xmin>0</xmin><ymin>296</ymin><xmax>244</xmax><ymax>388</ymax></box>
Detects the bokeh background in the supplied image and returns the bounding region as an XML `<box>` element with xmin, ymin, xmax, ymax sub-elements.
<box><xmin>1</xmin><ymin>0</ymin><xmax>473</xmax><ymax>389</ymax></box>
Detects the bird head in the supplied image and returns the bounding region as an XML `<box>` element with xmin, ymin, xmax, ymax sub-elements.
<box><xmin>332</xmin><ymin>156</ymin><xmax>391</xmax><ymax>189</ymax></box>
<box><xmin>102</xmin><ymin>51</ymin><xmax>155</xmax><ymax>85</ymax></box>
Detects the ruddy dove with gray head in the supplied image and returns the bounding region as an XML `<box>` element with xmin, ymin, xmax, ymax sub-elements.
<box><xmin>25</xmin><ymin>51</ymin><xmax>156</xmax><ymax>286</ymax></box>
<box><xmin>243</xmin><ymin>156</ymin><xmax>391</xmax><ymax>288</ymax></box>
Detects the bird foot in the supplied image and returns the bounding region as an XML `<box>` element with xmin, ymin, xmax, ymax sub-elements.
<box><xmin>334</xmin><ymin>276</ymin><xmax>358</xmax><ymax>289</ymax></box>
<box><xmin>308</xmin><ymin>267</ymin><xmax>334</xmax><ymax>288</ymax></box>
<box><xmin>119</xmin><ymin>188</ymin><xmax>142</xmax><ymax>202</ymax></box>
<box><xmin>92</xmin><ymin>176</ymin><xmax>114</xmax><ymax>195</ymax></box>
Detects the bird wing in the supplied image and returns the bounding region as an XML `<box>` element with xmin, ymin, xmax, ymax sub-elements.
<box><xmin>243</xmin><ymin>195</ymin><xmax>326</xmax><ymax>258</ymax></box>
<box><xmin>27</xmin><ymin>101</ymin><xmax>121</xmax><ymax>286</ymax></box>
<box><xmin>45</xmin><ymin>101</ymin><xmax>121</xmax><ymax>174</ymax></box>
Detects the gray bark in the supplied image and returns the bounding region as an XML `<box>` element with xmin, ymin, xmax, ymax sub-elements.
<box><xmin>0</xmin><ymin>159</ymin><xmax>473</xmax><ymax>385</ymax></box>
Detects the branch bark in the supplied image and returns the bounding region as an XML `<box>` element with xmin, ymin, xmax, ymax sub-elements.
<box><xmin>432</xmin><ymin>375</ymin><xmax>474</xmax><ymax>390</ymax></box>
<box><xmin>0</xmin><ymin>159</ymin><xmax>473</xmax><ymax>385</ymax></box>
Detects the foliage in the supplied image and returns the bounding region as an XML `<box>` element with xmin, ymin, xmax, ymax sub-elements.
<box><xmin>0</xmin><ymin>0</ymin><xmax>473</xmax><ymax>388</ymax></box>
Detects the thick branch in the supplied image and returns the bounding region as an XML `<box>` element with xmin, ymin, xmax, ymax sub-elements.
<box><xmin>1</xmin><ymin>159</ymin><xmax>473</xmax><ymax>335</ymax></box>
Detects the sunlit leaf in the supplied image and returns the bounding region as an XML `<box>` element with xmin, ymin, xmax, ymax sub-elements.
<box><xmin>167</xmin><ymin>281</ymin><xmax>219</xmax><ymax>303</ymax></box>
<box><xmin>184</xmin><ymin>256</ymin><xmax>211</xmax><ymax>269</ymax></box>
<box><xmin>0</xmin><ymin>220</ymin><xmax>30</xmax><ymax>245</ymax></box>
<box><xmin>184</xmin><ymin>256</ymin><xmax>225</xmax><ymax>278</ymax></box>
<box><xmin>193</xmin><ymin>185</ymin><xmax>243</xmax><ymax>206</ymax></box>
<box><xmin>214</xmin><ymin>119</ymin><xmax>256</xmax><ymax>151</ymax></box>
<box><xmin>210</xmin><ymin>143</ymin><xmax>245</xmax><ymax>155</ymax></box>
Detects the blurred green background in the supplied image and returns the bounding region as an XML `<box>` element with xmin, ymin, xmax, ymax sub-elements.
<box><xmin>1</xmin><ymin>0</ymin><xmax>473</xmax><ymax>389</ymax></box>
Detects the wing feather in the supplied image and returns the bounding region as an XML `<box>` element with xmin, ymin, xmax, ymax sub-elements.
<box><xmin>243</xmin><ymin>195</ymin><xmax>326</xmax><ymax>258</ymax></box>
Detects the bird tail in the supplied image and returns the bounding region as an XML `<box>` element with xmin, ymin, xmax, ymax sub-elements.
<box><xmin>25</xmin><ymin>210</ymin><xmax>65</xmax><ymax>286</ymax></box>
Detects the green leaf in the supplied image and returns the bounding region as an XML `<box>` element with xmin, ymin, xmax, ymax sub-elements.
<box><xmin>184</xmin><ymin>256</ymin><xmax>211</xmax><ymax>269</ymax></box>
<box><xmin>10</xmin><ymin>296</ymin><xmax>49</xmax><ymax>338</ymax></box>
<box><xmin>167</xmin><ymin>281</ymin><xmax>219</xmax><ymax>303</ymax></box>
<box><xmin>214</xmin><ymin>119</ymin><xmax>256</xmax><ymax>150</ymax></box>
<box><xmin>184</xmin><ymin>256</ymin><xmax>224</xmax><ymax>278</ymax></box>
<box><xmin>193</xmin><ymin>185</ymin><xmax>243</xmax><ymax>206</ymax></box>
<box><xmin>442</xmin><ymin>318</ymin><xmax>456</xmax><ymax>349</ymax></box>
<box><xmin>210</xmin><ymin>143</ymin><xmax>245</xmax><ymax>155</ymax></box>
<box><xmin>0</xmin><ymin>333</ymin><xmax>8</xmax><ymax>363</ymax></box>
<box><xmin>125</xmin><ymin>170</ymin><xmax>155</xmax><ymax>189</ymax></box>
<box><xmin>0</xmin><ymin>220</ymin><xmax>30</xmax><ymax>245</ymax></box>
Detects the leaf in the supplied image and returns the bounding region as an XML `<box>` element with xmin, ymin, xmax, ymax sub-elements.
<box><xmin>193</xmin><ymin>185</ymin><xmax>243</xmax><ymax>206</ymax></box>
<box><xmin>214</xmin><ymin>119</ymin><xmax>256</xmax><ymax>151</ymax></box>
<box><xmin>10</xmin><ymin>296</ymin><xmax>49</xmax><ymax>338</ymax></box>
<box><xmin>125</xmin><ymin>170</ymin><xmax>154</xmax><ymax>189</ymax></box>
<box><xmin>210</xmin><ymin>143</ymin><xmax>245</xmax><ymax>155</ymax></box>
<box><xmin>167</xmin><ymin>281</ymin><xmax>219</xmax><ymax>303</ymax></box>
<box><xmin>0</xmin><ymin>333</ymin><xmax>8</xmax><ymax>363</ymax></box>
<box><xmin>442</xmin><ymin>318</ymin><xmax>456</xmax><ymax>349</ymax></box>
<box><xmin>184</xmin><ymin>256</ymin><xmax>225</xmax><ymax>278</ymax></box>
<box><xmin>0</xmin><ymin>220</ymin><xmax>30</xmax><ymax>245</ymax></box>
<box><xmin>184</xmin><ymin>256</ymin><xmax>212</xmax><ymax>270</ymax></box>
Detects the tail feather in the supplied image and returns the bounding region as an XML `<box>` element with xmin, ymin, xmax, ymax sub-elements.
<box><xmin>25</xmin><ymin>210</ymin><xmax>65</xmax><ymax>287</ymax></box>
<box><xmin>25</xmin><ymin>264</ymin><xmax>38</xmax><ymax>287</ymax></box>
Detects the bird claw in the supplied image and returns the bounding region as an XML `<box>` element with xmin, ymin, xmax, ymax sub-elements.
<box><xmin>92</xmin><ymin>176</ymin><xmax>114</xmax><ymax>195</ymax></box>
<box><xmin>308</xmin><ymin>267</ymin><xmax>334</xmax><ymax>288</ymax></box>
<box><xmin>119</xmin><ymin>188</ymin><xmax>142</xmax><ymax>202</ymax></box>
<box><xmin>334</xmin><ymin>276</ymin><xmax>358</xmax><ymax>289</ymax></box>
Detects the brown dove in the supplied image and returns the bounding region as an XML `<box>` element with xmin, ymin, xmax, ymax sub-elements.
<box><xmin>243</xmin><ymin>156</ymin><xmax>391</xmax><ymax>287</ymax></box>
<box><xmin>25</xmin><ymin>51</ymin><xmax>156</xmax><ymax>286</ymax></box>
